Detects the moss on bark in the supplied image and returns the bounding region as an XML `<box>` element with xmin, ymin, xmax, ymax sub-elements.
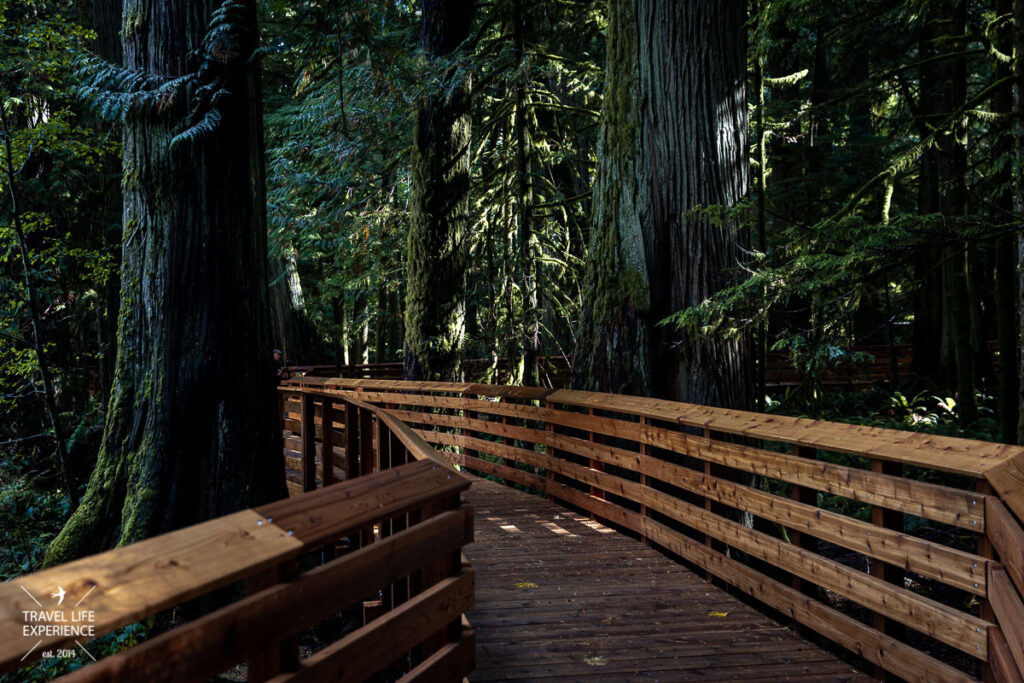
<box><xmin>404</xmin><ymin>0</ymin><xmax>476</xmax><ymax>382</ymax></box>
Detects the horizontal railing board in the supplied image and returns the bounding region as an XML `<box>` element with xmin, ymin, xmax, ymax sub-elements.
<box><xmin>987</xmin><ymin>453</ymin><xmax>1024</xmax><ymax>523</ymax></box>
<box><xmin>988</xmin><ymin>565</ymin><xmax>1024</xmax><ymax>678</ymax></box>
<box><xmin>0</xmin><ymin>510</ymin><xmax>305</xmax><ymax>674</ymax></box>
<box><xmin>267</xmin><ymin>568</ymin><xmax>473</xmax><ymax>683</ymax></box>
<box><xmin>256</xmin><ymin>460</ymin><xmax>468</xmax><ymax>547</ymax></box>
<box><xmin>988</xmin><ymin>626</ymin><xmax>1022</xmax><ymax>683</ymax></box>
<box><xmin>449</xmin><ymin>452</ymin><xmax>547</xmax><ymax>493</ymax></box>
<box><xmin>59</xmin><ymin>508</ymin><xmax>473</xmax><ymax>682</ymax></box>
<box><xmin>546</xmin><ymin>389</ymin><xmax>1019</xmax><ymax>477</ymax></box>
<box><xmin>400</xmin><ymin>626</ymin><xmax>475</xmax><ymax>683</ymax></box>
<box><xmin>987</xmin><ymin>497</ymin><xmax>1024</xmax><ymax>599</ymax></box>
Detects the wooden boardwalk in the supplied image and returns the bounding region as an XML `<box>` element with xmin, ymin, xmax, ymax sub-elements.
<box><xmin>463</xmin><ymin>476</ymin><xmax>871</xmax><ymax>682</ymax></box>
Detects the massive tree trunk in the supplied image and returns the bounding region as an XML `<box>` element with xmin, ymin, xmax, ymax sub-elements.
<box><xmin>574</xmin><ymin>0</ymin><xmax>752</xmax><ymax>408</ymax></box>
<box><xmin>404</xmin><ymin>0</ymin><xmax>475</xmax><ymax>382</ymax></box>
<box><xmin>46</xmin><ymin>0</ymin><xmax>284</xmax><ymax>564</ymax></box>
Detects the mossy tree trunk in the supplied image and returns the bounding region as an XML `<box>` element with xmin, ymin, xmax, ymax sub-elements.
<box><xmin>46</xmin><ymin>0</ymin><xmax>285</xmax><ymax>565</ymax></box>
<box><xmin>575</xmin><ymin>0</ymin><xmax>752</xmax><ymax>408</ymax></box>
<box><xmin>404</xmin><ymin>0</ymin><xmax>475</xmax><ymax>382</ymax></box>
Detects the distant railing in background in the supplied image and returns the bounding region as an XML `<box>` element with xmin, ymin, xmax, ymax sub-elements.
<box><xmin>289</xmin><ymin>341</ymin><xmax>1005</xmax><ymax>391</ymax></box>
<box><xmin>285</xmin><ymin>375</ymin><xmax>1024</xmax><ymax>682</ymax></box>
<box><xmin>0</xmin><ymin>393</ymin><xmax>474</xmax><ymax>683</ymax></box>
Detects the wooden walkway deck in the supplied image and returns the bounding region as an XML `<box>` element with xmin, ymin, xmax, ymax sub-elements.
<box><xmin>463</xmin><ymin>476</ymin><xmax>871</xmax><ymax>682</ymax></box>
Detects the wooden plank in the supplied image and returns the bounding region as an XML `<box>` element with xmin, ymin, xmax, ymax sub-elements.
<box><xmin>417</xmin><ymin>430</ymin><xmax>551</xmax><ymax>472</ymax></box>
<box><xmin>268</xmin><ymin>569</ymin><xmax>474</xmax><ymax>683</ymax></box>
<box><xmin>546</xmin><ymin>388</ymin><xmax>1020</xmax><ymax>477</ymax></box>
<box><xmin>640</xmin><ymin>517</ymin><xmax>973</xmax><ymax>683</ymax></box>
<box><xmin>57</xmin><ymin>508</ymin><xmax>473</xmax><ymax>683</ymax></box>
<box><xmin>987</xmin><ymin>453</ymin><xmax>1024</xmax><ymax>524</ymax></box>
<box><xmin>990</xmin><ymin>565</ymin><xmax>1024</xmax><ymax>677</ymax></box>
<box><xmin>448</xmin><ymin>451</ymin><xmax>547</xmax><ymax>492</ymax></box>
<box><xmin>989</xmin><ymin>626</ymin><xmax>1023</xmax><ymax>683</ymax></box>
<box><xmin>988</xmin><ymin>498</ymin><xmax>1024</xmax><ymax>597</ymax></box>
<box><xmin>256</xmin><ymin>460</ymin><xmax>469</xmax><ymax>547</ymax></box>
<box><xmin>0</xmin><ymin>510</ymin><xmax>304</xmax><ymax>674</ymax></box>
<box><xmin>400</xmin><ymin>625</ymin><xmax>475</xmax><ymax>683</ymax></box>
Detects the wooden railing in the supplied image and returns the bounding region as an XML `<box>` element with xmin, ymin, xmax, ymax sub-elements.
<box><xmin>0</xmin><ymin>394</ymin><xmax>474</xmax><ymax>682</ymax></box>
<box><xmin>285</xmin><ymin>375</ymin><xmax>1024</xmax><ymax>682</ymax></box>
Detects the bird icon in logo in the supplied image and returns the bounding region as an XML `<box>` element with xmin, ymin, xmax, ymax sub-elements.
<box><xmin>50</xmin><ymin>586</ymin><xmax>66</xmax><ymax>606</ymax></box>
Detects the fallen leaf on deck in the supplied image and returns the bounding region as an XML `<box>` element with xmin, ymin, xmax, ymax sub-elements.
<box><xmin>514</xmin><ymin>581</ymin><xmax>539</xmax><ymax>589</ymax></box>
<box><xmin>707</xmin><ymin>610</ymin><xmax>728</xmax><ymax>617</ymax></box>
<box><xmin>583</xmin><ymin>656</ymin><xmax>607</xmax><ymax>666</ymax></box>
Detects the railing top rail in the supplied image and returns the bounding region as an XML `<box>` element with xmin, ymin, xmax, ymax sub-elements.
<box><xmin>282</xmin><ymin>377</ymin><xmax>1021</xmax><ymax>477</ymax></box>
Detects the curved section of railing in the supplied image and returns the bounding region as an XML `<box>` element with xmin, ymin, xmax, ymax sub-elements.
<box><xmin>0</xmin><ymin>393</ymin><xmax>474</xmax><ymax>682</ymax></box>
<box><xmin>284</xmin><ymin>375</ymin><xmax>1024</xmax><ymax>683</ymax></box>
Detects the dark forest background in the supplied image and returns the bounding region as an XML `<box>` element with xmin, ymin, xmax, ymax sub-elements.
<box><xmin>3</xmin><ymin>0</ymin><xmax>1023</xmax><ymax>623</ymax></box>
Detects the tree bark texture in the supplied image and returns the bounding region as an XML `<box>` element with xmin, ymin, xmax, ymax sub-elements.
<box><xmin>404</xmin><ymin>0</ymin><xmax>475</xmax><ymax>382</ymax></box>
<box><xmin>46</xmin><ymin>0</ymin><xmax>285</xmax><ymax>564</ymax></box>
<box><xmin>575</xmin><ymin>0</ymin><xmax>752</xmax><ymax>408</ymax></box>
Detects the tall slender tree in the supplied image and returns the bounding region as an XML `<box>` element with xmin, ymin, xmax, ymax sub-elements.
<box><xmin>404</xmin><ymin>0</ymin><xmax>476</xmax><ymax>381</ymax></box>
<box><xmin>46</xmin><ymin>0</ymin><xmax>284</xmax><ymax>564</ymax></box>
<box><xmin>575</xmin><ymin>0</ymin><xmax>752</xmax><ymax>407</ymax></box>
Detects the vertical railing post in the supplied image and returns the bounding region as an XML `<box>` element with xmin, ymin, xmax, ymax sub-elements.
<box><xmin>499</xmin><ymin>396</ymin><xmax>511</xmax><ymax>471</ymax></box>
<box><xmin>789</xmin><ymin>444</ymin><xmax>819</xmax><ymax>599</ymax></box>
<box><xmin>588</xmin><ymin>407</ymin><xmax>606</xmax><ymax>522</ymax></box>
<box><xmin>704</xmin><ymin>429</ymin><xmax>729</xmax><ymax>559</ymax></box>
<box><xmin>300</xmin><ymin>393</ymin><xmax>316</xmax><ymax>492</ymax></box>
<box><xmin>976</xmin><ymin>479</ymin><xmax>995</xmax><ymax>683</ymax></box>
<box><xmin>344</xmin><ymin>401</ymin><xmax>360</xmax><ymax>482</ymax></box>
<box><xmin>360</xmin><ymin>406</ymin><xmax>376</xmax><ymax>476</ymax></box>
<box><xmin>637</xmin><ymin>416</ymin><xmax>649</xmax><ymax>543</ymax></box>
<box><xmin>321</xmin><ymin>398</ymin><xmax>335</xmax><ymax>487</ymax></box>
<box><xmin>246</xmin><ymin>559</ymin><xmax>299</xmax><ymax>681</ymax></box>
<box><xmin>869</xmin><ymin>456</ymin><xmax>904</xmax><ymax>681</ymax></box>
<box><xmin>544</xmin><ymin>399</ymin><xmax>560</xmax><ymax>505</ymax></box>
